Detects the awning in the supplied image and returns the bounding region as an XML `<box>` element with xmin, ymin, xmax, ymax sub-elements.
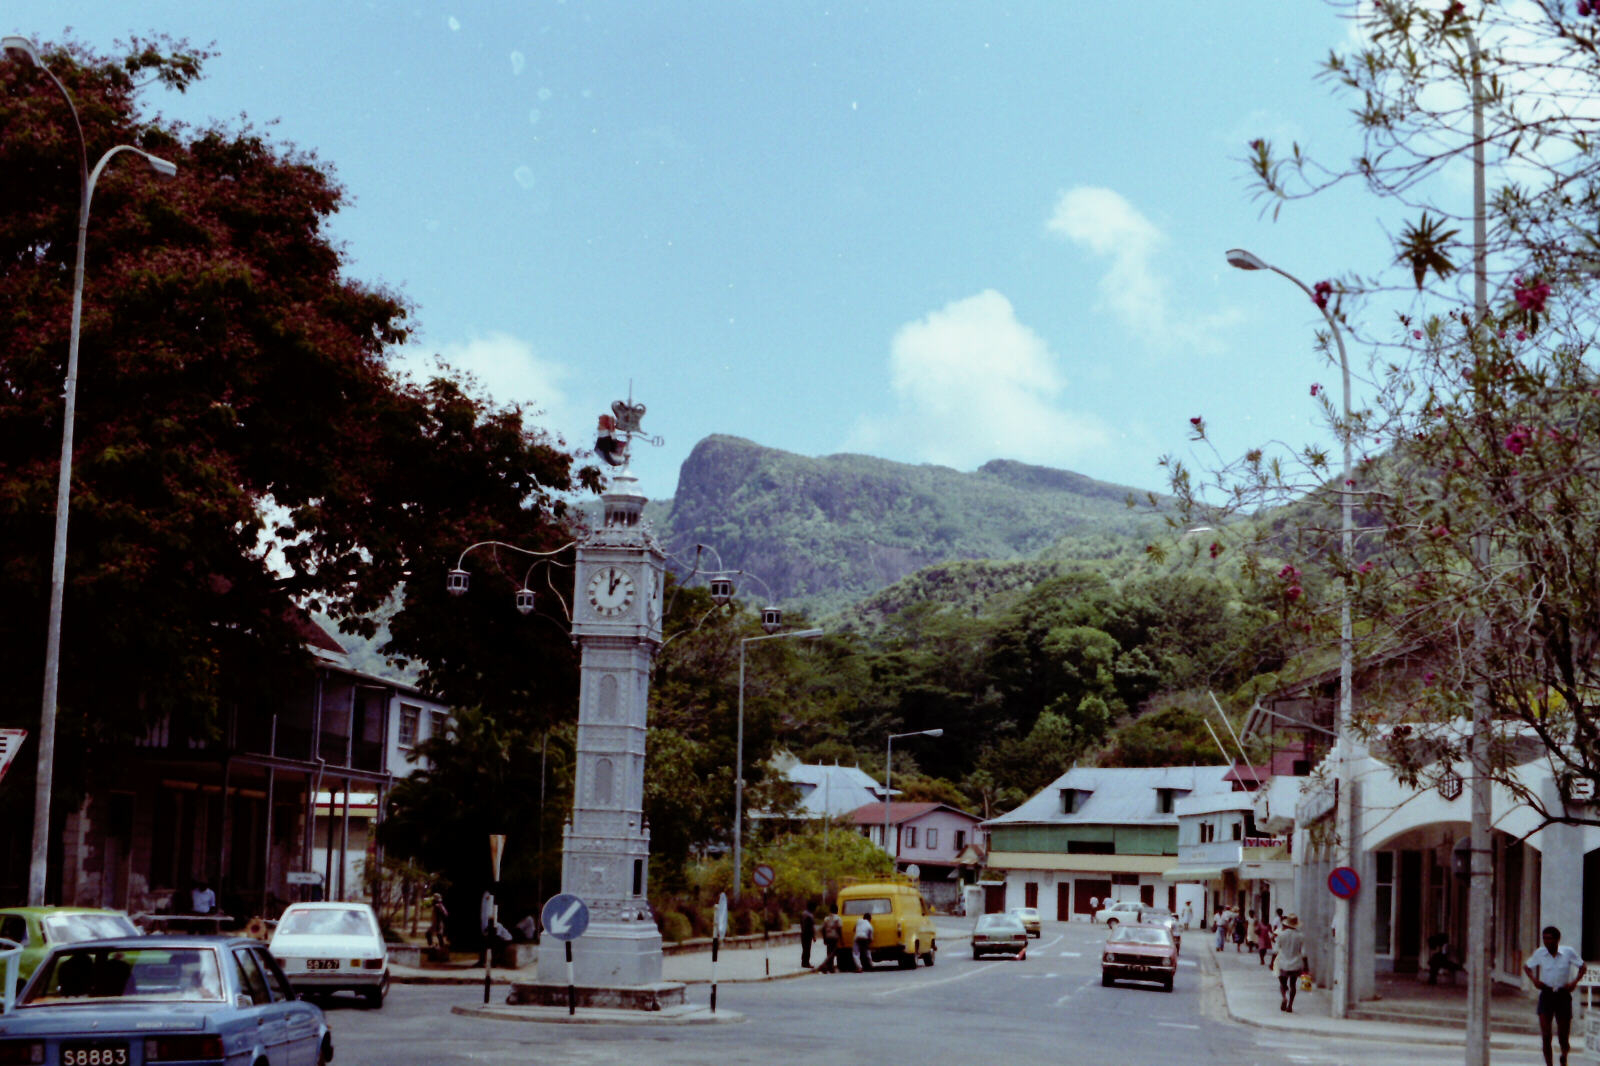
<box><xmin>1161</xmin><ymin>865</ymin><xmax>1231</xmax><ymax>883</ymax></box>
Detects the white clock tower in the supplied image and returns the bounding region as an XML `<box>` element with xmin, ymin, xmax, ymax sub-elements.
<box><xmin>533</xmin><ymin>461</ymin><xmax>668</xmax><ymax>988</ymax></box>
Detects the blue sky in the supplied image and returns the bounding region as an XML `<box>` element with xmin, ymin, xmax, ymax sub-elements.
<box><xmin>12</xmin><ymin>1</ymin><xmax>1390</xmax><ymax>500</ymax></box>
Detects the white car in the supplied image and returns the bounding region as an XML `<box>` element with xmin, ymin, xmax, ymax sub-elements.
<box><xmin>269</xmin><ymin>901</ymin><xmax>390</xmax><ymax>1007</ymax></box>
<box><xmin>1093</xmin><ymin>900</ymin><xmax>1145</xmax><ymax>927</ymax></box>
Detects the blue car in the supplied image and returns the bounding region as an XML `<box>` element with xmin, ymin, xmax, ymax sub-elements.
<box><xmin>0</xmin><ymin>935</ymin><xmax>332</xmax><ymax>1065</ymax></box>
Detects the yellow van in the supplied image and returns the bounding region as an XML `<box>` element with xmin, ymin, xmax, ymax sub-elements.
<box><xmin>836</xmin><ymin>881</ymin><xmax>938</xmax><ymax>969</ymax></box>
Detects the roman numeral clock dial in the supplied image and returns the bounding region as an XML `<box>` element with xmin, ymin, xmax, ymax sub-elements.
<box><xmin>586</xmin><ymin>565</ymin><xmax>636</xmax><ymax>617</ymax></box>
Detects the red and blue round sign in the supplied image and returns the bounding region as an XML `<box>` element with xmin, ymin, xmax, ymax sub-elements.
<box><xmin>1327</xmin><ymin>866</ymin><xmax>1360</xmax><ymax>899</ymax></box>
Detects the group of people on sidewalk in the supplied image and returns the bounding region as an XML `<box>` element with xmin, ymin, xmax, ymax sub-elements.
<box><xmin>1211</xmin><ymin>905</ymin><xmax>1307</xmax><ymax>1012</ymax></box>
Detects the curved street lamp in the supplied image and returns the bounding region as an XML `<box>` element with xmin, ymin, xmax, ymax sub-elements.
<box><xmin>884</xmin><ymin>728</ymin><xmax>943</xmax><ymax>869</ymax></box>
<box><xmin>1226</xmin><ymin>246</ymin><xmax>1356</xmax><ymax>1016</ymax></box>
<box><xmin>6</xmin><ymin>36</ymin><xmax>180</xmax><ymax>906</ymax></box>
<box><xmin>731</xmin><ymin>625</ymin><xmax>823</xmax><ymax>901</ymax></box>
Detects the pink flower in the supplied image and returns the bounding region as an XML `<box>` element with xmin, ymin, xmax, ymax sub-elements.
<box><xmin>1285</xmin><ymin>585</ymin><xmax>1303</xmax><ymax>602</ymax></box>
<box><xmin>1424</xmin><ymin>671</ymin><xmax>1437</xmax><ymax>686</ymax></box>
<box><xmin>1310</xmin><ymin>383</ymin><xmax>1322</xmax><ymax>397</ymax></box>
<box><xmin>1358</xmin><ymin>561</ymin><xmax>1374</xmax><ymax>574</ymax></box>
<box><xmin>1517</xmin><ymin>330</ymin><xmax>1528</xmax><ymax>341</ymax></box>
<box><xmin>1504</xmin><ymin>425</ymin><xmax>1533</xmax><ymax>455</ymax></box>
<box><xmin>1250</xmin><ymin>139</ymin><xmax>1264</xmax><ymax>151</ymax></box>
<box><xmin>1580</xmin><ymin>0</ymin><xmax>1592</xmax><ymax>17</ymax></box>
<box><xmin>1413</xmin><ymin>329</ymin><xmax>1424</xmax><ymax>339</ymax></box>
<box><xmin>1209</xmin><ymin>541</ymin><xmax>1223</xmax><ymax>559</ymax></box>
<box><xmin>1432</xmin><ymin>524</ymin><xmax>1450</xmax><ymax>538</ymax></box>
<box><xmin>1190</xmin><ymin>416</ymin><xmax>1203</xmax><ymax>427</ymax></box>
<box><xmin>1278</xmin><ymin>563</ymin><xmax>1300</xmax><ymax>581</ymax></box>
<box><xmin>1312</xmin><ymin>281</ymin><xmax>1334</xmax><ymax>310</ymax></box>
<box><xmin>1514</xmin><ymin>278</ymin><xmax>1551</xmax><ymax>313</ymax></box>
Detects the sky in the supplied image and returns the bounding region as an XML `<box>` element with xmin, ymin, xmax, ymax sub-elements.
<box><xmin>10</xmin><ymin>1</ymin><xmax>1394</xmax><ymax>501</ymax></box>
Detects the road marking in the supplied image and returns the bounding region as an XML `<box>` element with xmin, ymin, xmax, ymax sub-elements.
<box><xmin>871</xmin><ymin>961</ymin><xmax>1003</xmax><ymax>997</ymax></box>
<box><xmin>1057</xmin><ymin>951</ymin><xmax>1083</xmax><ymax>957</ymax></box>
<box><xmin>1157</xmin><ymin>1022</ymin><xmax>1200</xmax><ymax>1030</ymax></box>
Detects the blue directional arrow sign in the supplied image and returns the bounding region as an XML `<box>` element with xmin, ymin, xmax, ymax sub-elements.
<box><xmin>541</xmin><ymin>893</ymin><xmax>590</xmax><ymax>942</ymax></box>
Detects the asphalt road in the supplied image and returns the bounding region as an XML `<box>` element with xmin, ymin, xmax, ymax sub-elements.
<box><xmin>323</xmin><ymin>922</ymin><xmax>1527</xmax><ymax>1066</ymax></box>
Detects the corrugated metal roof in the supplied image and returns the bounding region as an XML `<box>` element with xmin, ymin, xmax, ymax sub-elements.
<box><xmin>784</xmin><ymin>763</ymin><xmax>883</xmax><ymax>818</ymax></box>
<box><xmin>983</xmin><ymin>764</ymin><xmax>1233</xmax><ymax>827</ymax></box>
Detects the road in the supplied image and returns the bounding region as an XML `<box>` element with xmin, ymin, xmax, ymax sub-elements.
<box><xmin>324</xmin><ymin>922</ymin><xmax>1524</xmax><ymax>1066</ymax></box>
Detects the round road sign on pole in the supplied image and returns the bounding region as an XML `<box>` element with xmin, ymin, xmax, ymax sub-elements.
<box><xmin>752</xmin><ymin>863</ymin><xmax>775</xmax><ymax>888</ymax></box>
<box><xmin>541</xmin><ymin>893</ymin><xmax>590</xmax><ymax>941</ymax></box>
<box><xmin>1327</xmin><ymin>866</ymin><xmax>1361</xmax><ymax>899</ymax></box>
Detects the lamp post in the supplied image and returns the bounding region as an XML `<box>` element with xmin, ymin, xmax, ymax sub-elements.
<box><xmin>1225</xmin><ymin>247</ymin><xmax>1356</xmax><ymax>1017</ymax></box>
<box><xmin>732</xmin><ymin>626</ymin><xmax>823</xmax><ymax>902</ymax></box>
<box><xmin>884</xmin><ymin>729</ymin><xmax>943</xmax><ymax>869</ymax></box>
<box><xmin>5</xmin><ymin>36</ymin><xmax>180</xmax><ymax>907</ymax></box>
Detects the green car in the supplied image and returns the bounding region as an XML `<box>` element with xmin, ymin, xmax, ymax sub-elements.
<box><xmin>0</xmin><ymin>906</ymin><xmax>141</xmax><ymax>992</ymax></box>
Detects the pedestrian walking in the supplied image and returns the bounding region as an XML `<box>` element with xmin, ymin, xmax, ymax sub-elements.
<box><xmin>1244</xmin><ymin>910</ymin><xmax>1258</xmax><ymax>955</ymax></box>
<box><xmin>800</xmin><ymin>903</ymin><xmax>816</xmax><ymax>969</ymax></box>
<box><xmin>1256</xmin><ymin>913</ymin><xmax>1273</xmax><ymax>965</ymax></box>
<box><xmin>853</xmin><ymin>911</ymin><xmax>875</xmax><ymax>972</ymax></box>
<box><xmin>1274</xmin><ymin>914</ymin><xmax>1306</xmax><ymax>1013</ymax></box>
<box><xmin>1214</xmin><ymin>907</ymin><xmax>1230</xmax><ymax>951</ymax></box>
<box><xmin>1180</xmin><ymin>901</ymin><xmax>1193</xmax><ymax>930</ymax></box>
<box><xmin>818</xmin><ymin>910</ymin><xmax>842</xmax><ymax>973</ymax></box>
<box><xmin>427</xmin><ymin>893</ymin><xmax>450</xmax><ymax>952</ymax></box>
<box><xmin>1232</xmin><ymin>907</ymin><xmax>1247</xmax><ymax>952</ymax></box>
<box><xmin>1089</xmin><ymin>896</ymin><xmax>1099</xmax><ymax>922</ymax></box>
<box><xmin>1525</xmin><ymin>925</ymin><xmax>1584</xmax><ymax>1066</ymax></box>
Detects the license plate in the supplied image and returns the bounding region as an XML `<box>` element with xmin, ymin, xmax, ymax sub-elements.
<box><xmin>61</xmin><ymin>1042</ymin><xmax>129</xmax><ymax>1066</ymax></box>
<box><xmin>307</xmin><ymin>958</ymin><xmax>340</xmax><ymax>970</ymax></box>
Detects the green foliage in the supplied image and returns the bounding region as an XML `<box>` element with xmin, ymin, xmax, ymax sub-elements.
<box><xmin>1100</xmin><ymin>699</ymin><xmax>1232</xmax><ymax>768</ymax></box>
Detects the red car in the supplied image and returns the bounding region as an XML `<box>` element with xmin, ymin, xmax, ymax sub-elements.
<box><xmin>1101</xmin><ymin>923</ymin><xmax>1178</xmax><ymax>991</ymax></box>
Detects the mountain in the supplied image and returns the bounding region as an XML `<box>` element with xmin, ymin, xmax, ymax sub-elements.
<box><xmin>651</xmin><ymin>435</ymin><xmax>1167</xmax><ymax>608</ymax></box>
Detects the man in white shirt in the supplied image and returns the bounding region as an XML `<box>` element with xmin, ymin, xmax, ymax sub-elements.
<box><xmin>853</xmin><ymin>913</ymin><xmax>875</xmax><ymax>972</ymax></box>
<box><xmin>1524</xmin><ymin>925</ymin><xmax>1585</xmax><ymax>1066</ymax></box>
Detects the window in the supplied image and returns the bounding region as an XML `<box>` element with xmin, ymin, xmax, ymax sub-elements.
<box><xmin>1067</xmin><ymin>840</ymin><xmax>1114</xmax><ymax>855</ymax></box>
<box><xmin>429</xmin><ymin>710</ymin><xmax>449</xmax><ymax>741</ymax></box>
<box><xmin>398</xmin><ymin>704</ymin><xmax>420</xmax><ymax>747</ymax></box>
<box><xmin>1156</xmin><ymin>788</ymin><xmax>1175</xmax><ymax>814</ymax></box>
<box><xmin>904</xmin><ymin>826</ymin><xmax>917</xmax><ymax>848</ymax></box>
<box><xmin>1060</xmin><ymin>789</ymin><xmax>1079</xmax><ymax>814</ymax></box>
<box><xmin>925</xmin><ymin>828</ymin><xmax>938</xmax><ymax>850</ymax></box>
<box><xmin>954</xmin><ymin>830</ymin><xmax>967</xmax><ymax>851</ymax></box>
<box><xmin>1231</xmin><ymin>821</ymin><xmax>1243</xmax><ymax>840</ymax></box>
<box><xmin>1200</xmin><ymin>821</ymin><xmax>1215</xmax><ymax>843</ymax></box>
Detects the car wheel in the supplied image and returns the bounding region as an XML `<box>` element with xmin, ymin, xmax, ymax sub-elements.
<box><xmin>317</xmin><ymin>1035</ymin><xmax>333</xmax><ymax>1066</ymax></box>
<box><xmin>1106</xmin><ymin>918</ymin><xmax>1118</xmax><ymax>931</ymax></box>
<box><xmin>922</xmin><ymin>944</ymin><xmax>935</xmax><ymax>967</ymax></box>
<box><xmin>1162</xmin><ymin>976</ymin><xmax>1174</xmax><ymax>992</ymax></box>
<box><xmin>363</xmin><ymin>973</ymin><xmax>389</xmax><ymax>1009</ymax></box>
<box><xmin>972</xmin><ymin>947</ymin><xmax>981</xmax><ymax>960</ymax></box>
<box><xmin>899</xmin><ymin>945</ymin><xmax>917</xmax><ymax>970</ymax></box>
<box><xmin>1101</xmin><ymin>971</ymin><xmax>1114</xmax><ymax>987</ymax></box>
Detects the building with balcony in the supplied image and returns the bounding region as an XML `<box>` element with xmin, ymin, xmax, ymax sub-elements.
<box><xmin>850</xmin><ymin>801</ymin><xmax>984</xmax><ymax>908</ymax></box>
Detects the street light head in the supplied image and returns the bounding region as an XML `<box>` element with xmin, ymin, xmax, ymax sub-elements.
<box><xmin>760</xmin><ymin>606</ymin><xmax>782</xmax><ymax>634</ymax></box>
<box><xmin>142</xmin><ymin>153</ymin><xmax>179</xmax><ymax>180</ymax></box>
<box><xmin>446</xmin><ymin>568</ymin><xmax>470</xmax><ymax>596</ymax></box>
<box><xmin>514</xmin><ymin>587</ymin><xmax>536</xmax><ymax>615</ymax></box>
<box><xmin>708</xmin><ymin>575</ymin><xmax>734</xmax><ymax>606</ymax></box>
<box><xmin>1225</xmin><ymin>248</ymin><xmax>1269</xmax><ymax>271</ymax></box>
<box><xmin>923</xmin><ymin>729</ymin><xmax>944</xmax><ymax>738</ymax></box>
<box><xmin>2</xmin><ymin>36</ymin><xmax>41</xmax><ymax>66</ymax></box>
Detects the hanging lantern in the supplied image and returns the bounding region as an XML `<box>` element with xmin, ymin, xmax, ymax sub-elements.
<box><xmin>709</xmin><ymin>576</ymin><xmax>735</xmax><ymax>605</ymax></box>
<box><xmin>446</xmin><ymin>568</ymin><xmax>471</xmax><ymax>596</ymax></box>
<box><xmin>761</xmin><ymin>606</ymin><xmax>782</xmax><ymax>634</ymax></box>
<box><xmin>515</xmin><ymin>587</ymin><xmax>537</xmax><ymax>615</ymax></box>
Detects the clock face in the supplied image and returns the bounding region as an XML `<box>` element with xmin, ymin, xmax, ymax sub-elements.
<box><xmin>586</xmin><ymin>566</ymin><xmax>636</xmax><ymax>617</ymax></box>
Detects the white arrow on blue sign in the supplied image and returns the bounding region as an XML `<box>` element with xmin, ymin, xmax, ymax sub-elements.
<box><xmin>541</xmin><ymin>893</ymin><xmax>590</xmax><ymax>942</ymax></box>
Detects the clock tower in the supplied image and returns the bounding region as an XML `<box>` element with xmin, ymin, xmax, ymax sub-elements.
<box><xmin>534</xmin><ymin>463</ymin><xmax>668</xmax><ymax>988</ymax></box>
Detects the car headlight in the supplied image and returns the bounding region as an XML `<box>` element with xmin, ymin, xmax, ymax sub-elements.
<box><xmin>0</xmin><ymin>1041</ymin><xmax>45</xmax><ymax>1066</ymax></box>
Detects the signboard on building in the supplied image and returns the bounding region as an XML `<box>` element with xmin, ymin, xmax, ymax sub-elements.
<box><xmin>1296</xmin><ymin>779</ymin><xmax>1338</xmax><ymax>825</ymax></box>
<box><xmin>286</xmin><ymin>871</ymin><xmax>323</xmax><ymax>885</ymax></box>
<box><xmin>0</xmin><ymin>730</ymin><xmax>26</xmax><ymax>783</ymax></box>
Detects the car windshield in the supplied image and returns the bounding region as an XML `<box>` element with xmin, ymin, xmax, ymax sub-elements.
<box><xmin>1109</xmin><ymin>926</ymin><xmax>1173</xmax><ymax>946</ymax></box>
<box><xmin>22</xmin><ymin>947</ymin><xmax>223</xmax><ymax>1004</ymax></box>
<box><xmin>976</xmin><ymin>914</ymin><xmax>1022</xmax><ymax>931</ymax></box>
<box><xmin>278</xmin><ymin>908</ymin><xmax>374</xmax><ymax>937</ymax></box>
<box><xmin>40</xmin><ymin>912</ymin><xmax>138</xmax><ymax>943</ymax></box>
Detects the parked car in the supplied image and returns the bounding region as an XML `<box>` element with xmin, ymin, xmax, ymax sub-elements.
<box><xmin>836</xmin><ymin>882</ymin><xmax>937</xmax><ymax>970</ymax></box>
<box><xmin>268</xmin><ymin>901</ymin><xmax>389</xmax><ymax>1006</ymax></box>
<box><xmin>0</xmin><ymin>907</ymin><xmax>140</xmax><ymax>993</ymax></box>
<box><xmin>1009</xmin><ymin>906</ymin><xmax>1042</xmax><ymax>938</ymax></box>
<box><xmin>1093</xmin><ymin>900</ymin><xmax>1145</xmax><ymax>927</ymax></box>
<box><xmin>1101</xmin><ymin>923</ymin><xmax>1179</xmax><ymax>991</ymax></box>
<box><xmin>971</xmin><ymin>913</ymin><xmax>1029</xmax><ymax>960</ymax></box>
<box><xmin>1141</xmin><ymin>906</ymin><xmax>1182</xmax><ymax>947</ymax></box>
<box><xmin>0</xmin><ymin>935</ymin><xmax>331</xmax><ymax>1063</ymax></box>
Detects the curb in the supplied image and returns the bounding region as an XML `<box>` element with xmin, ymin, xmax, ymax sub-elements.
<box><xmin>450</xmin><ymin>1002</ymin><xmax>743</xmax><ymax>1026</ymax></box>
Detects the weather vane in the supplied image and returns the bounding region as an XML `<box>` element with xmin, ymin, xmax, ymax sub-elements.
<box><xmin>594</xmin><ymin>386</ymin><xmax>664</xmax><ymax>468</ymax></box>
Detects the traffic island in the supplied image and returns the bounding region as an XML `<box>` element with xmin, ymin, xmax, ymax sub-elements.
<box><xmin>505</xmin><ymin>979</ymin><xmax>686</xmax><ymax>1011</ymax></box>
<box><xmin>452</xmin><ymin>999</ymin><xmax>739</xmax><ymax>1026</ymax></box>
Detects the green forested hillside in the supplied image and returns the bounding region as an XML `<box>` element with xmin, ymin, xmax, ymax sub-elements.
<box><xmin>653</xmin><ymin>435</ymin><xmax>1168</xmax><ymax>609</ymax></box>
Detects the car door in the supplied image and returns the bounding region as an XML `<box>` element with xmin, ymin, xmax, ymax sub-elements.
<box><xmin>234</xmin><ymin>946</ymin><xmax>292</xmax><ymax>1064</ymax></box>
<box><xmin>254</xmin><ymin>945</ymin><xmax>321</xmax><ymax>1066</ymax></box>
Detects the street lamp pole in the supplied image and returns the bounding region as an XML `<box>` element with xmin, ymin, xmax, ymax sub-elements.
<box><xmin>732</xmin><ymin>627</ymin><xmax>823</xmax><ymax>902</ymax></box>
<box><xmin>4</xmin><ymin>37</ymin><xmax>179</xmax><ymax>906</ymax></box>
<box><xmin>1226</xmin><ymin>248</ymin><xmax>1355</xmax><ymax>1017</ymax></box>
<box><xmin>883</xmin><ymin>729</ymin><xmax>944</xmax><ymax>869</ymax></box>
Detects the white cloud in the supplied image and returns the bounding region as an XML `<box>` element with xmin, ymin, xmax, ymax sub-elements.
<box><xmin>846</xmin><ymin>290</ymin><xmax>1111</xmax><ymax>470</ymax></box>
<box><xmin>1046</xmin><ymin>185</ymin><xmax>1234</xmax><ymax>352</ymax></box>
<box><xmin>393</xmin><ymin>331</ymin><xmax>575</xmax><ymax>439</ymax></box>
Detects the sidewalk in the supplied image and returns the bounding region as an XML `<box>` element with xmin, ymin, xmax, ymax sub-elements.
<box><xmin>1205</xmin><ymin>938</ymin><xmax>1562</xmax><ymax>1053</ymax></box>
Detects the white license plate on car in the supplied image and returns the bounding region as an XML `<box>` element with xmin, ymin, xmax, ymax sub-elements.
<box><xmin>307</xmin><ymin>958</ymin><xmax>340</xmax><ymax>970</ymax></box>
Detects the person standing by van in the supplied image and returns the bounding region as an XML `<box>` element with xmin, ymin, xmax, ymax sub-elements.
<box><xmin>819</xmin><ymin>910</ymin><xmax>843</xmax><ymax>972</ymax></box>
<box><xmin>854</xmin><ymin>912</ymin><xmax>875</xmax><ymax>972</ymax></box>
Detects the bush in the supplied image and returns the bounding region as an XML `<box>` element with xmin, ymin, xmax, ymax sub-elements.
<box><xmin>659</xmin><ymin>910</ymin><xmax>693</xmax><ymax>943</ymax></box>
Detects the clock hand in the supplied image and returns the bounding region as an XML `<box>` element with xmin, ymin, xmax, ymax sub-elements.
<box><xmin>608</xmin><ymin>572</ymin><xmax>620</xmax><ymax>595</ymax></box>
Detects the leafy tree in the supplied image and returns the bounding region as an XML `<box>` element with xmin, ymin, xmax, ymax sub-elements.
<box><xmin>1100</xmin><ymin>701</ymin><xmax>1232</xmax><ymax>769</ymax></box>
<box><xmin>1</xmin><ymin>39</ymin><xmax>587</xmax><ymax>758</ymax></box>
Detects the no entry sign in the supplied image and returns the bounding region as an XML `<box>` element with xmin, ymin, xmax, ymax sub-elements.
<box><xmin>1328</xmin><ymin>866</ymin><xmax>1361</xmax><ymax>899</ymax></box>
